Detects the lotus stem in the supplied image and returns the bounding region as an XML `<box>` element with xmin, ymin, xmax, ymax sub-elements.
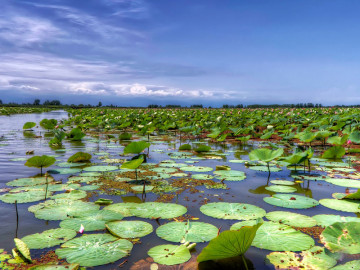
<box><xmin>242</xmin><ymin>255</ymin><xmax>249</xmax><ymax>270</ymax></box>
<box><xmin>15</xmin><ymin>200</ymin><xmax>19</xmax><ymax>238</ymax></box>
<box><xmin>44</xmin><ymin>174</ymin><xmax>49</xmax><ymax>200</ymax></box>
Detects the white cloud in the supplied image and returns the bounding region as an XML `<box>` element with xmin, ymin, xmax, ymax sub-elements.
<box><xmin>0</xmin><ymin>15</ymin><xmax>64</xmax><ymax>46</ymax></box>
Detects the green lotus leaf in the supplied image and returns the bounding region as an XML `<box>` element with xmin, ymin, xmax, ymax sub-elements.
<box><xmin>230</xmin><ymin>219</ymin><xmax>262</xmax><ymax>230</ymax></box>
<box><xmin>25</xmin><ymin>155</ymin><xmax>56</xmax><ymax>169</ymax></box>
<box><xmin>131</xmin><ymin>185</ymin><xmax>154</xmax><ymax>192</ymax></box>
<box><xmin>79</xmin><ymin>185</ymin><xmax>100</xmax><ymax>191</ymax></box>
<box><xmin>326</xmin><ymin>178</ymin><xmax>360</xmax><ymax>189</ymax></box>
<box><xmin>152</xmin><ymin>167</ymin><xmax>177</xmax><ymax>173</ymax></box>
<box><xmin>322</xmin><ymin>146</ymin><xmax>346</xmax><ymax>159</ymax></box>
<box><xmin>200</xmin><ymin>202</ymin><xmax>266</xmax><ymax>220</ymax></box>
<box><xmin>148</xmin><ymin>244</ymin><xmax>191</xmax><ymax>266</ymax></box>
<box><xmin>179</xmin><ymin>144</ymin><xmax>191</xmax><ymax>150</ymax></box>
<box><xmin>51</xmin><ymin>190</ymin><xmax>87</xmax><ymax>200</ymax></box>
<box><xmin>249</xmin><ymin>148</ymin><xmax>284</xmax><ymax>163</ymax></box>
<box><xmin>249</xmin><ymin>166</ymin><xmax>282</xmax><ymax>172</ymax></box>
<box><xmin>40</xmin><ymin>118</ymin><xmax>57</xmax><ymax>130</ymax></box>
<box><xmin>123</xmin><ymin>141</ymin><xmax>150</xmax><ymax>155</ymax></box>
<box><xmin>48</xmin><ymin>168</ymin><xmax>82</xmax><ymax>175</ymax></box>
<box><xmin>119</xmin><ymin>132</ymin><xmax>132</xmax><ymax>140</ymax></box>
<box><xmin>55</xmin><ymin>234</ymin><xmax>133</xmax><ymax>267</ymax></box>
<box><xmin>252</xmin><ymin>222</ymin><xmax>314</xmax><ymax>251</ymax></box>
<box><xmin>106</xmin><ymin>220</ymin><xmax>153</xmax><ymax>238</ymax></box>
<box><xmin>94</xmin><ymin>198</ymin><xmax>113</xmax><ymax>205</ymax></box>
<box><xmin>265</xmin><ymin>211</ymin><xmax>317</xmax><ymax>227</ymax></box>
<box><xmin>270</xmin><ymin>180</ymin><xmax>296</xmax><ymax>186</ymax></box>
<box><xmin>67</xmin><ymin>152</ymin><xmax>92</xmax><ymax>163</ymax></box>
<box><xmin>14</xmin><ymin>238</ymin><xmax>32</xmax><ymax>263</ymax></box>
<box><xmin>265</xmin><ymin>185</ymin><xmax>297</xmax><ymax>193</ymax></box>
<box><xmin>213</xmin><ymin>170</ymin><xmax>246</xmax><ymax>181</ymax></box>
<box><xmin>83</xmin><ymin>165</ymin><xmax>118</xmax><ymax>172</ymax></box>
<box><xmin>194</xmin><ymin>145</ymin><xmax>211</xmax><ymax>152</ymax></box>
<box><xmin>131</xmin><ymin>202</ymin><xmax>187</xmax><ymax>219</ymax></box>
<box><xmin>320</xmin><ymin>222</ymin><xmax>360</xmax><ymax>254</ymax></box>
<box><xmin>312</xmin><ymin>214</ymin><xmax>360</xmax><ymax>227</ymax></box>
<box><xmin>197</xmin><ymin>222</ymin><xmax>262</xmax><ymax>262</ymax></box>
<box><xmin>267</xmin><ymin>246</ymin><xmax>337</xmax><ymax>270</ymax></box>
<box><xmin>121</xmin><ymin>157</ymin><xmax>144</xmax><ymax>170</ymax></box>
<box><xmin>60</xmin><ymin>210</ymin><xmax>123</xmax><ymax>231</ymax></box>
<box><xmin>56</xmin><ymin>162</ymin><xmax>85</xmax><ymax>168</ymax></box>
<box><xmin>264</xmin><ymin>194</ymin><xmax>319</xmax><ymax>209</ymax></box>
<box><xmin>156</xmin><ymin>221</ymin><xmax>218</xmax><ymax>243</ymax></box>
<box><xmin>192</xmin><ymin>174</ymin><xmax>214</xmax><ymax>180</ymax></box>
<box><xmin>22</xmin><ymin>228</ymin><xmax>76</xmax><ymax>249</ymax></box>
<box><xmin>34</xmin><ymin>199</ymin><xmax>100</xmax><ymax>220</ymax></box>
<box><xmin>327</xmin><ymin>135</ymin><xmax>349</xmax><ymax>146</ymax></box>
<box><xmin>23</xmin><ymin>122</ymin><xmax>36</xmax><ymax>130</ymax></box>
<box><xmin>0</xmin><ymin>190</ymin><xmax>52</xmax><ymax>204</ymax></box>
<box><xmin>319</xmin><ymin>199</ymin><xmax>360</xmax><ymax>213</ymax></box>
<box><xmin>66</xmin><ymin>128</ymin><xmax>85</xmax><ymax>141</ymax></box>
<box><xmin>103</xmin><ymin>202</ymin><xmax>139</xmax><ymax>217</ymax></box>
<box><xmin>349</xmin><ymin>131</ymin><xmax>360</xmax><ymax>144</ymax></box>
<box><xmin>330</xmin><ymin>260</ymin><xmax>360</xmax><ymax>270</ymax></box>
<box><xmin>180</xmin><ymin>166</ymin><xmax>213</xmax><ymax>172</ymax></box>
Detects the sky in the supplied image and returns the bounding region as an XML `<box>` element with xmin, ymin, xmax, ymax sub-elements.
<box><xmin>1</xmin><ymin>0</ymin><xmax>360</xmax><ymax>106</ymax></box>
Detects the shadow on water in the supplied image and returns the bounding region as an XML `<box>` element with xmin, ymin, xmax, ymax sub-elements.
<box><xmin>199</xmin><ymin>256</ymin><xmax>254</xmax><ymax>270</ymax></box>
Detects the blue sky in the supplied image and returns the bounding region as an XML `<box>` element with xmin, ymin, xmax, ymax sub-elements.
<box><xmin>1</xmin><ymin>0</ymin><xmax>360</xmax><ymax>106</ymax></box>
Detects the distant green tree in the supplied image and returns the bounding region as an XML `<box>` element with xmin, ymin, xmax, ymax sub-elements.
<box><xmin>33</xmin><ymin>99</ymin><xmax>40</xmax><ymax>106</ymax></box>
<box><xmin>98</xmin><ymin>101</ymin><xmax>102</xmax><ymax>107</ymax></box>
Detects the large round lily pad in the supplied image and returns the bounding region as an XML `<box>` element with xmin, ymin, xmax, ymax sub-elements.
<box><xmin>147</xmin><ymin>244</ymin><xmax>191</xmax><ymax>266</ymax></box>
<box><xmin>0</xmin><ymin>190</ymin><xmax>52</xmax><ymax>204</ymax></box>
<box><xmin>55</xmin><ymin>234</ymin><xmax>133</xmax><ymax>267</ymax></box>
<box><xmin>270</xmin><ymin>180</ymin><xmax>296</xmax><ymax>186</ymax></box>
<box><xmin>83</xmin><ymin>165</ymin><xmax>118</xmax><ymax>172</ymax></box>
<box><xmin>200</xmin><ymin>202</ymin><xmax>266</xmax><ymax>220</ymax></box>
<box><xmin>213</xmin><ymin>170</ymin><xmax>246</xmax><ymax>181</ymax></box>
<box><xmin>131</xmin><ymin>202</ymin><xmax>187</xmax><ymax>219</ymax></box>
<box><xmin>156</xmin><ymin>221</ymin><xmax>218</xmax><ymax>243</ymax></box>
<box><xmin>319</xmin><ymin>199</ymin><xmax>360</xmax><ymax>213</ymax></box>
<box><xmin>325</xmin><ymin>178</ymin><xmax>360</xmax><ymax>188</ymax></box>
<box><xmin>265</xmin><ymin>185</ymin><xmax>297</xmax><ymax>193</ymax></box>
<box><xmin>22</xmin><ymin>228</ymin><xmax>76</xmax><ymax>249</ymax></box>
<box><xmin>320</xmin><ymin>222</ymin><xmax>360</xmax><ymax>254</ymax></box>
<box><xmin>180</xmin><ymin>166</ymin><xmax>213</xmax><ymax>172</ymax></box>
<box><xmin>313</xmin><ymin>214</ymin><xmax>360</xmax><ymax>227</ymax></box>
<box><xmin>51</xmin><ymin>190</ymin><xmax>87</xmax><ymax>200</ymax></box>
<box><xmin>252</xmin><ymin>222</ymin><xmax>314</xmax><ymax>251</ymax></box>
<box><xmin>103</xmin><ymin>203</ymin><xmax>139</xmax><ymax>217</ymax></box>
<box><xmin>266</xmin><ymin>211</ymin><xmax>317</xmax><ymax>228</ymax></box>
<box><xmin>330</xmin><ymin>260</ymin><xmax>360</xmax><ymax>270</ymax></box>
<box><xmin>264</xmin><ymin>194</ymin><xmax>319</xmax><ymax>209</ymax></box>
<box><xmin>106</xmin><ymin>220</ymin><xmax>153</xmax><ymax>238</ymax></box>
<box><xmin>60</xmin><ymin>210</ymin><xmax>124</xmax><ymax>231</ymax></box>
<box><xmin>34</xmin><ymin>199</ymin><xmax>100</xmax><ymax>220</ymax></box>
<box><xmin>7</xmin><ymin>177</ymin><xmax>54</xmax><ymax>187</ymax></box>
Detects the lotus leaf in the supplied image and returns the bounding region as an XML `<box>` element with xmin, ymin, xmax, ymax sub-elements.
<box><xmin>180</xmin><ymin>166</ymin><xmax>213</xmax><ymax>172</ymax></box>
<box><xmin>55</xmin><ymin>234</ymin><xmax>133</xmax><ymax>267</ymax></box>
<box><xmin>265</xmin><ymin>185</ymin><xmax>297</xmax><ymax>193</ymax></box>
<box><xmin>103</xmin><ymin>202</ymin><xmax>139</xmax><ymax>217</ymax></box>
<box><xmin>265</xmin><ymin>211</ymin><xmax>317</xmax><ymax>227</ymax></box>
<box><xmin>83</xmin><ymin>165</ymin><xmax>118</xmax><ymax>172</ymax></box>
<box><xmin>312</xmin><ymin>214</ymin><xmax>360</xmax><ymax>227</ymax></box>
<box><xmin>326</xmin><ymin>178</ymin><xmax>360</xmax><ymax>188</ymax></box>
<box><xmin>330</xmin><ymin>260</ymin><xmax>360</xmax><ymax>270</ymax></box>
<box><xmin>124</xmin><ymin>141</ymin><xmax>150</xmax><ymax>154</ymax></box>
<box><xmin>252</xmin><ymin>222</ymin><xmax>314</xmax><ymax>251</ymax></box>
<box><xmin>106</xmin><ymin>220</ymin><xmax>153</xmax><ymax>238</ymax></box>
<box><xmin>270</xmin><ymin>180</ymin><xmax>296</xmax><ymax>186</ymax></box>
<box><xmin>51</xmin><ymin>190</ymin><xmax>87</xmax><ymax>200</ymax></box>
<box><xmin>22</xmin><ymin>228</ymin><xmax>76</xmax><ymax>249</ymax></box>
<box><xmin>14</xmin><ymin>238</ymin><xmax>32</xmax><ymax>263</ymax></box>
<box><xmin>67</xmin><ymin>152</ymin><xmax>92</xmax><ymax>163</ymax></box>
<box><xmin>320</xmin><ymin>222</ymin><xmax>360</xmax><ymax>254</ymax></box>
<box><xmin>319</xmin><ymin>199</ymin><xmax>360</xmax><ymax>212</ymax></box>
<box><xmin>156</xmin><ymin>221</ymin><xmax>218</xmax><ymax>243</ymax></box>
<box><xmin>322</xmin><ymin>146</ymin><xmax>346</xmax><ymax>159</ymax></box>
<box><xmin>131</xmin><ymin>202</ymin><xmax>187</xmax><ymax>219</ymax></box>
<box><xmin>249</xmin><ymin>148</ymin><xmax>284</xmax><ymax>163</ymax></box>
<box><xmin>0</xmin><ymin>190</ymin><xmax>52</xmax><ymax>203</ymax></box>
<box><xmin>200</xmin><ymin>202</ymin><xmax>266</xmax><ymax>220</ymax></box>
<box><xmin>23</xmin><ymin>122</ymin><xmax>36</xmax><ymax>130</ymax></box>
<box><xmin>264</xmin><ymin>194</ymin><xmax>319</xmax><ymax>209</ymax></box>
<box><xmin>148</xmin><ymin>244</ymin><xmax>191</xmax><ymax>265</ymax></box>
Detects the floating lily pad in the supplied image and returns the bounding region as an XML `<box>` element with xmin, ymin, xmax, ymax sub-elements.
<box><xmin>56</xmin><ymin>162</ymin><xmax>85</xmax><ymax>168</ymax></box>
<box><xmin>83</xmin><ymin>165</ymin><xmax>118</xmax><ymax>172</ymax></box>
<box><xmin>22</xmin><ymin>228</ymin><xmax>76</xmax><ymax>249</ymax></box>
<box><xmin>330</xmin><ymin>260</ymin><xmax>360</xmax><ymax>270</ymax></box>
<box><xmin>131</xmin><ymin>185</ymin><xmax>154</xmax><ymax>192</ymax></box>
<box><xmin>0</xmin><ymin>190</ymin><xmax>52</xmax><ymax>204</ymax></box>
<box><xmin>192</xmin><ymin>174</ymin><xmax>214</xmax><ymax>180</ymax></box>
<box><xmin>156</xmin><ymin>221</ymin><xmax>218</xmax><ymax>243</ymax></box>
<box><xmin>230</xmin><ymin>219</ymin><xmax>262</xmax><ymax>230</ymax></box>
<box><xmin>213</xmin><ymin>170</ymin><xmax>246</xmax><ymax>181</ymax></box>
<box><xmin>320</xmin><ymin>222</ymin><xmax>360</xmax><ymax>254</ymax></box>
<box><xmin>325</xmin><ymin>178</ymin><xmax>360</xmax><ymax>188</ymax></box>
<box><xmin>265</xmin><ymin>185</ymin><xmax>297</xmax><ymax>193</ymax></box>
<box><xmin>313</xmin><ymin>214</ymin><xmax>360</xmax><ymax>227</ymax></box>
<box><xmin>147</xmin><ymin>244</ymin><xmax>191</xmax><ymax>266</ymax></box>
<box><xmin>7</xmin><ymin>177</ymin><xmax>54</xmax><ymax>187</ymax></box>
<box><xmin>249</xmin><ymin>166</ymin><xmax>282</xmax><ymax>172</ymax></box>
<box><xmin>180</xmin><ymin>166</ymin><xmax>213</xmax><ymax>172</ymax></box>
<box><xmin>252</xmin><ymin>222</ymin><xmax>314</xmax><ymax>251</ymax></box>
<box><xmin>34</xmin><ymin>199</ymin><xmax>100</xmax><ymax>220</ymax></box>
<box><xmin>266</xmin><ymin>211</ymin><xmax>317</xmax><ymax>228</ymax></box>
<box><xmin>270</xmin><ymin>180</ymin><xmax>296</xmax><ymax>186</ymax></box>
<box><xmin>152</xmin><ymin>167</ymin><xmax>178</xmax><ymax>174</ymax></box>
<box><xmin>48</xmin><ymin>168</ymin><xmax>82</xmax><ymax>175</ymax></box>
<box><xmin>60</xmin><ymin>210</ymin><xmax>123</xmax><ymax>231</ymax></box>
<box><xmin>55</xmin><ymin>234</ymin><xmax>133</xmax><ymax>267</ymax></box>
<box><xmin>103</xmin><ymin>203</ymin><xmax>139</xmax><ymax>217</ymax></box>
<box><xmin>106</xmin><ymin>220</ymin><xmax>153</xmax><ymax>238</ymax></box>
<box><xmin>264</xmin><ymin>194</ymin><xmax>319</xmax><ymax>209</ymax></box>
<box><xmin>319</xmin><ymin>199</ymin><xmax>360</xmax><ymax>213</ymax></box>
<box><xmin>200</xmin><ymin>202</ymin><xmax>266</xmax><ymax>220</ymax></box>
<box><xmin>131</xmin><ymin>202</ymin><xmax>187</xmax><ymax>219</ymax></box>
<box><xmin>51</xmin><ymin>190</ymin><xmax>87</xmax><ymax>200</ymax></box>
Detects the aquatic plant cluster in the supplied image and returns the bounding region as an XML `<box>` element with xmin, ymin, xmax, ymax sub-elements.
<box><xmin>1</xmin><ymin>107</ymin><xmax>360</xmax><ymax>269</ymax></box>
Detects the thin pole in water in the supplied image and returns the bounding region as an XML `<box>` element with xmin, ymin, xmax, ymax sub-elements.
<box><xmin>15</xmin><ymin>200</ymin><xmax>19</xmax><ymax>238</ymax></box>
